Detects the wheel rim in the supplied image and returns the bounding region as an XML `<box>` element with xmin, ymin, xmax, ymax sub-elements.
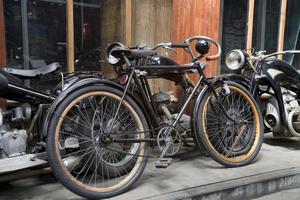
<box><xmin>54</xmin><ymin>91</ymin><xmax>145</xmax><ymax>192</ymax></box>
<box><xmin>202</xmin><ymin>85</ymin><xmax>260</xmax><ymax>163</ymax></box>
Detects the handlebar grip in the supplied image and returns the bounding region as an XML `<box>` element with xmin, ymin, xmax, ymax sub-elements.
<box><xmin>170</xmin><ymin>43</ymin><xmax>189</xmax><ymax>48</ymax></box>
<box><xmin>129</xmin><ymin>45</ymin><xmax>139</xmax><ymax>49</ymax></box>
<box><xmin>206</xmin><ymin>54</ymin><xmax>221</xmax><ymax>61</ymax></box>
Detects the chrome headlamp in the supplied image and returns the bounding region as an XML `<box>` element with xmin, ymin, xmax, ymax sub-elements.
<box><xmin>106</xmin><ymin>42</ymin><xmax>125</xmax><ymax>65</ymax></box>
<box><xmin>225</xmin><ymin>49</ymin><xmax>245</xmax><ymax>71</ymax></box>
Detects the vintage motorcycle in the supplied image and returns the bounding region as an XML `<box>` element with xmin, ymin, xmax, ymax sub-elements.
<box><xmin>45</xmin><ymin>36</ymin><xmax>263</xmax><ymax>199</ymax></box>
<box><xmin>223</xmin><ymin>49</ymin><xmax>300</xmax><ymax>137</ymax></box>
<box><xmin>0</xmin><ymin>62</ymin><xmax>102</xmax><ymax>176</ymax></box>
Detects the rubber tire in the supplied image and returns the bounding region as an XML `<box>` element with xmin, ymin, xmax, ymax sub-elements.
<box><xmin>195</xmin><ymin>81</ymin><xmax>263</xmax><ymax>167</ymax></box>
<box><xmin>46</xmin><ymin>85</ymin><xmax>149</xmax><ymax>199</ymax></box>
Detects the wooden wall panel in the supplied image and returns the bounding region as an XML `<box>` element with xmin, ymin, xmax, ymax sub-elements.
<box><xmin>172</xmin><ymin>0</ymin><xmax>222</xmax><ymax>77</ymax></box>
<box><xmin>132</xmin><ymin>0</ymin><xmax>173</xmax><ymax>92</ymax></box>
<box><xmin>99</xmin><ymin>0</ymin><xmax>125</xmax><ymax>78</ymax></box>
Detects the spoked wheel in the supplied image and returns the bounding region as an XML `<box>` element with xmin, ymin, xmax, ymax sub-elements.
<box><xmin>46</xmin><ymin>85</ymin><xmax>149</xmax><ymax>199</ymax></box>
<box><xmin>195</xmin><ymin>81</ymin><xmax>263</xmax><ymax>167</ymax></box>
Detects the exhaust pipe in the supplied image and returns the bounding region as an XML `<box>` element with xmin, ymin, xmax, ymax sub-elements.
<box><xmin>63</xmin><ymin>156</ymin><xmax>80</xmax><ymax>170</ymax></box>
<box><xmin>287</xmin><ymin>108</ymin><xmax>300</xmax><ymax>137</ymax></box>
<box><xmin>264</xmin><ymin>97</ymin><xmax>281</xmax><ymax>133</ymax></box>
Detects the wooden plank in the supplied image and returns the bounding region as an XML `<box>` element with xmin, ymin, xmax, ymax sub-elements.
<box><xmin>66</xmin><ymin>0</ymin><xmax>75</xmax><ymax>72</ymax></box>
<box><xmin>0</xmin><ymin>0</ymin><xmax>6</xmax><ymax>68</ymax></box>
<box><xmin>278</xmin><ymin>0</ymin><xmax>287</xmax><ymax>59</ymax></box>
<box><xmin>246</xmin><ymin>0</ymin><xmax>255</xmax><ymax>53</ymax></box>
<box><xmin>125</xmin><ymin>0</ymin><xmax>132</xmax><ymax>46</ymax></box>
<box><xmin>132</xmin><ymin>0</ymin><xmax>173</xmax><ymax>93</ymax></box>
<box><xmin>172</xmin><ymin>0</ymin><xmax>222</xmax><ymax>77</ymax></box>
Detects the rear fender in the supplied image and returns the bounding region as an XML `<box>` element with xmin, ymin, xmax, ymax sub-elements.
<box><xmin>42</xmin><ymin>78</ymin><xmax>154</xmax><ymax>137</ymax></box>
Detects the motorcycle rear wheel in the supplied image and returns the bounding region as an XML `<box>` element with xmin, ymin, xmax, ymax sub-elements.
<box><xmin>195</xmin><ymin>81</ymin><xmax>263</xmax><ymax>167</ymax></box>
<box><xmin>46</xmin><ymin>85</ymin><xmax>149</xmax><ymax>199</ymax></box>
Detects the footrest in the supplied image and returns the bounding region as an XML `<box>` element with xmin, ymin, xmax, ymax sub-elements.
<box><xmin>155</xmin><ymin>158</ymin><xmax>172</xmax><ymax>168</ymax></box>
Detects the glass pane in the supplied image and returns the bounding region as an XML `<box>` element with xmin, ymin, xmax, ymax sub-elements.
<box><xmin>283</xmin><ymin>0</ymin><xmax>300</xmax><ymax>68</ymax></box>
<box><xmin>252</xmin><ymin>0</ymin><xmax>281</xmax><ymax>53</ymax></box>
<box><xmin>4</xmin><ymin>0</ymin><xmax>124</xmax><ymax>79</ymax></box>
<box><xmin>221</xmin><ymin>0</ymin><xmax>248</xmax><ymax>73</ymax></box>
<box><xmin>4</xmin><ymin>0</ymin><xmax>22</xmax><ymax>67</ymax></box>
<box><xmin>27</xmin><ymin>0</ymin><xmax>67</xmax><ymax>70</ymax></box>
<box><xmin>73</xmin><ymin>0</ymin><xmax>124</xmax><ymax>72</ymax></box>
<box><xmin>4</xmin><ymin>0</ymin><xmax>67</xmax><ymax>71</ymax></box>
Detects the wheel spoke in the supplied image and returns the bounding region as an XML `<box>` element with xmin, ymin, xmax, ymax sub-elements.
<box><xmin>202</xmin><ymin>85</ymin><xmax>261</xmax><ymax>162</ymax></box>
<box><xmin>52</xmin><ymin>90</ymin><xmax>147</xmax><ymax>193</ymax></box>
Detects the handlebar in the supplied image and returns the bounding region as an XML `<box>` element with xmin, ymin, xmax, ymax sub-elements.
<box><xmin>153</xmin><ymin>36</ymin><xmax>222</xmax><ymax>61</ymax></box>
<box><xmin>184</xmin><ymin>36</ymin><xmax>222</xmax><ymax>61</ymax></box>
<box><xmin>169</xmin><ymin>42</ymin><xmax>190</xmax><ymax>48</ymax></box>
<box><xmin>153</xmin><ymin>42</ymin><xmax>188</xmax><ymax>50</ymax></box>
<box><xmin>258</xmin><ymin>50</ymin><xmax>300</xmax><ymax>60</ymax></box>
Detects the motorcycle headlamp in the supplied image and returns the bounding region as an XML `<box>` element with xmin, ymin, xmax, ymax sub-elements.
<box><xmin>225</xmin><ymin>49</ymin><xmax>245</xmax><ymax>71</ymax></box>
<box><xmin>106</xmin><ymin>42</ymin><xmax>125</xmax><ymax>65</ymax></box>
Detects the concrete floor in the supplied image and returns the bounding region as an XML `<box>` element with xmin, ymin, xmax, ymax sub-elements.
<box><xmin>1</xmin><ymin>135</ymin><xmax>300</xmax><ymax>200</ymax></box>
<box><xmin>254</xmin><ymin>188</ymin><xmax>300</xmax><ymax>200</ymax></box>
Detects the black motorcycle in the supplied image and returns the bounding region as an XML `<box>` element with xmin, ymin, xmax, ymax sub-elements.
<box><xmin>0</xmin><ymin>61</ymin><xmax>102</xmax><ymax>176</ymax></box>
<box><xmin>223</xmin><ymin>49</ymin><xmax>300</xmax><ymax>137</ymax></box>
<box><xmin>45</xmin><ymin>36</ymin><xmax>263</xmax><ymax>199</ymax></box>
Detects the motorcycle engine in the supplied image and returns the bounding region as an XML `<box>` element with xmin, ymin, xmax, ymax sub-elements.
<box><xmin>0</xmin><ymin>103</ymin><xmax>31</xmax><ymax>158</ymax></box>
<box><xmin>0</xmin><ymin>129</ymin><xmax>27</xmax><ymax>158</ymax></box>
<box><xmin>152</xmin><ymin>92</ymin><xmax>191</xmax><ymax>133</ymax></box>
<box><xmin>265</xmin><ymin>88</ymin><xmax>300</xmax><ymax>137</ymax></box>
<box><xmin>283</xmin><ymin>90</ymin><xmax>300</xmax><ymax>137</ymax></box>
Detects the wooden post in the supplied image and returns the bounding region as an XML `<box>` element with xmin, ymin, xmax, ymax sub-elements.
<box><xmin>66</xmin><ymin>0</ymin><xmax>75</xmax><ymax>72</ymax></box>
<box><xmin>125</xmin><ymin>0</ymin><xmax>132</xmax><ymax>46</ymax></box>
<box><xmin>246</xmin><ymin>0</ymin><xmax>255</xmax><ymax>53</ymax></box>
<box><xmin>278</xmin><ymin>0</ymin><xmax>287</xmax><ymax>59</ymax></box>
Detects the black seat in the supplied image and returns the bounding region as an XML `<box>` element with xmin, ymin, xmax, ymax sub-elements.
<box><xmin>3</xmin><ymin>62</ymin><xmax>61</xmax><ymax>78</ymax></box>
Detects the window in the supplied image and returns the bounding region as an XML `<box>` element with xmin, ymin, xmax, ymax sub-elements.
<box><xmin>221</xmin><ymin>0</ymin><xmax>300</xmax><ymax>73</ymax></box>
<box><xmin>284</xmin><ymin>0</ymin><xmax>300</xmax><ymax>67</ymax></box>
<box><xmin>4</xmin><ymin>0</ymin><xmax>124</xmax><ymax>73</ymax></box>
<box><xmin>221</xmin><ymin>0</ymin><xmax>248</xmax><ymax>73</ymax></box>
<box><xmin>5</xmin><ymin>0</ymin><xmax>67</xmax><ymax>70</ymax></box>
<box><xmin>252</xmin><ymin>0</ymin><xmax>281</xmax><ymax>53</ymax></box>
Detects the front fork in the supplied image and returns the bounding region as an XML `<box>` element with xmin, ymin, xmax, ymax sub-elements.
<box><xmin>208</xmin><ymin>79</ymin><xmax>249</xmax><ymax>153</ymax></box>
<box><xmin>209</xmin><ymin>80</ymin><xmax>238</xmax><ymax>123</ymax></box>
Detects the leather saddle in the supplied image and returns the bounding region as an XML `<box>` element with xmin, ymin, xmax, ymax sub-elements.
<box><xmin>3</xmin><ymin>62</ymin><xmax>61</xmax><ymax>79</ymax></box>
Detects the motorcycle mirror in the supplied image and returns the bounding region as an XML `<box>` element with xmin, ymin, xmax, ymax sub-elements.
<box><xmin>195</xmin><ymin>40</ymin><xmax>210</xmax><ymax>55</ymax></box>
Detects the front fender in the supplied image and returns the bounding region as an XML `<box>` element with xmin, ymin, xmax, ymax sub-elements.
<box><xmin>191</xmin><ymin>76</ymin><xmax>226</xmax><ymax>135</ymax></box>
<box><xmin>218</xmin><ymin>73</ymin><xmax>251</xmax><ymax>90</ymax></box>
<box><xmin>191</xmin><ymin>84</ymin><xmax>210</xmax><ymax>136</ymax></box>
<box><xmin>191</xmin><ymin>78</ymin><xmax>249</xmax><ymax>134</ymax></box>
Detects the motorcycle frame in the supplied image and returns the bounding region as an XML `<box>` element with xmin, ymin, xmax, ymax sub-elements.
<box><xmin>108</xmin><ymin>56</ymin><xmax>234</xmax><ymax>144</ymax></box>
<box><xmin>224</xmin><ymin>53</ymin><xmax>300</xmax><ymax>129</ymax></box>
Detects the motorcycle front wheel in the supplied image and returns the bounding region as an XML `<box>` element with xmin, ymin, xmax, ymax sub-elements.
<box><xmin>46</xmin><ymin>85</ymin><xmax>149</xmax><ymax>199</ymax></box>
<box><xmin>195</xmin><ymin>81</ymin><xmax>263</xmax><ymax>167</ymax></box>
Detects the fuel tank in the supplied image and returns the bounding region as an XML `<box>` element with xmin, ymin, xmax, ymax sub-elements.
<box><xmin>145</xmin><ymin>55</ymin><xmax>192</xmax><ymax>84</ymax></box>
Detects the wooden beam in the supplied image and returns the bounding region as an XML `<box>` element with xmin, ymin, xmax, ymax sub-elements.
<box><xmin>66</xmin><ymin>0</ymin><xmax>75</xmax><ymax>72</ymax></box>
<box><xmin>172</xmin><ymin>0</ymin><xmax>221</xmax><ymax>76</ymax></box>
<box><xmin>246</xmin><ymin>0</ymin><xmax>255</xmax><ymax>53</ymax></box>
<box><xmin>278</xmin><ymin>0</ymin><xmax>287</xmax><ymax>59</ymax></box>
<box><xmin>125</xmin><ymin>0</ymin><xmax>132</xmax><ymax>46</ymax></box>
